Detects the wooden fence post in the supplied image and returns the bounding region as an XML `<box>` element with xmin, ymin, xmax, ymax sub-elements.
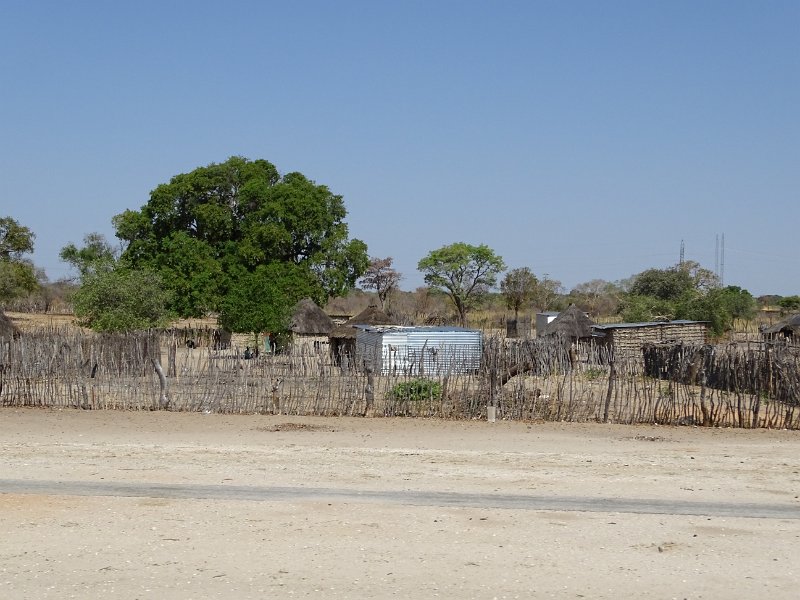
<box><xmin>603</xmin><ymin>361</ymin><xmax>616</xmax><ymax>423</ymax></box>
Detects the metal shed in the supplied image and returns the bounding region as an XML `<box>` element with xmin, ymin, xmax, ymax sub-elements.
<box><xmin>355</xmin><ymin>325</ymin><xmax>482</xmax><ymax>375</ymax></box>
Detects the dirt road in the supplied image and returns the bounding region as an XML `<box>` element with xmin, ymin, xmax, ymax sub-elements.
<box><xmin>1</xmin><ymin>409</ymin><xmax>798</xmax><ymax>599</ymax></box>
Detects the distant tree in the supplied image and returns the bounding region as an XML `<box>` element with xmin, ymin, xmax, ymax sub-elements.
<box><xmin>0</xmin><ymin>216</ymin><xmax>38</xmax><ymax>304</ymax></box>
<box><xmin>72</xmin><ymin>268</ymin><xmax>173</xmax><ymax>332</ymax></box>
<box><xmin>624</xmin><ymin>263</ymin><xmax>742</xmax><ymax>336</ymax></box>
<box><xmin>678</xmin><ymin>260</ymin><xmax>720</xmax><ymax>292</ymax></box>
<box><xmin>59</xmin><ymin>232</ymin><xmax>118</xmax><ymax>280</ymax></box>
<box><xmin>500</xmin><ymin>267</ymin><xmax>537</xmax><ymax>320</ymax></box>
<box><xmin>113</xmin><ymin>156</ymin><xmax>368</xmax><ymax>317</ymax></box>
<box><xmin>716</xmin><ymin>286</ymin><xmax>757</xmax><ymax>321</ymax></box>
<box><xmin>417</xmin><ymin>243</ymin><xmax>505</xmax><ymax>327</ymax></box>
<box><xmin>532</xmin><ymin>274</ymin><xmax>564</xmax><ymax>312</ymax></box>
<box><xmin>359</xmin><ymin>256</ymin><xmax>402</xmax><ymax>310</ymax></box>
<box><xmin>777</xmin><ymin>295</ymin><xmax>800</xmax><ymax>313</ymax></box>
<box><xmin>570</xmin><ymin>278</ymin><xmax>620</xmax><ymax>316</ymax></box>
<box><xmin>0</xmin><ymin>216</ymin><xmax>35</xmax><ymax>260</ymax></box>
<box><xmin>757</xmin><ymin>295</ymin><xmax>781</xmax><ymax>308</ymax></box>
<box><xmin>629</xmin><ymin>267</ymin><xmax>695</xmax><ymax>302</ymax></box>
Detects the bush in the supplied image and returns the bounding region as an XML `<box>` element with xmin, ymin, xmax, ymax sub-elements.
<box><xmin>387</xmin><ymin>378</ymin><xmax>442</xmax><ymax>403</ymax></box>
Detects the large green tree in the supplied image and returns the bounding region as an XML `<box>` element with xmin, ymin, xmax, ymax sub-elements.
<box><xmin>219</xmin><ymin>262</ymin><xmax>322</xmax><ymax>343</ymax></box>
<box><xmin>113</xmin><ymin>157</ymin><xmax>369</xmax><ymax>328</ymax></box>
<box><xmin>0</xmin><ymin>217</ymin><xmax>38</xmax><ymax>304</ymax></box>
<box><xmin>418</xmin><ymin>243</ymin><xmax>506</xmax><ymax>327</ymax></box>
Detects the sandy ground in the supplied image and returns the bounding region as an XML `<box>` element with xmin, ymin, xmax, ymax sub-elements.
<box><xmin>1</xmin><ymin>409</ymin><xmax>799</xmax><ymax>599</ymax></box>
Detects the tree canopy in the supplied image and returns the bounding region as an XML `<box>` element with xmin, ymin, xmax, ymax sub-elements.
<box><xmin>359</xmin><ymin>257</ymin><xmax>402</xmax><ymax>310</ymax></box>
<box><xmin>500</xmin><ymin>267</ymin><xmax>537</xmax><ymax>319</ymax></box>
<box><xmin>71</xmin><ymin>268</ymin><xmax>173</xmax><ymax>332</ymax></box>
<box><xmin>59</xmin><ymin>232</ymin><xmax>118</xmax><ymax>280</ymax></box>
<box><xmin>113</xmin><ymin>156</ymin><xmax>369</xmax><ymax>330</ymax></box>
<box><xmin>621</xmin><ymin>262</ymin><xmax>752</xmax><ymax>336</ymax></box>
<box><xmin>0</xmin><ymin>217</ymin><xmax>38</xmax><ymax>304</ymax></box>
<box><xmin>418</xmin><ymin>243</ymin><xmax>505</xmax><ymax>327</ymax></box>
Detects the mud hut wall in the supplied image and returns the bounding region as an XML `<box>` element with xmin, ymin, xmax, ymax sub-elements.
<box><xmin>290</xmin><ymin>334</ymin><xmax>331</xmax><ymax>354</ymax></box>
<box><xmin>607</xmin><ymin>323</ymin><xmax>708</xmax><ymax>361</ymax></box>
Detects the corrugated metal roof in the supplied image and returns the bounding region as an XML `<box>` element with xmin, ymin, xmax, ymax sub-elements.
<box><xmin>353</xmin><ymin>325</ymin><xmax>480</xmax><ymax>334</ymax></box>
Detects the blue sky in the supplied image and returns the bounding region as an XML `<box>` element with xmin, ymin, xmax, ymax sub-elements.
<box><xmin>2</xmin><ymin>1</ymin><xmax>798</xmax><ymax>295</ymax></box>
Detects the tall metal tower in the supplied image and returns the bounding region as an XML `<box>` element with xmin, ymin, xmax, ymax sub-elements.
<box><xmin>679</xmin><ymin>239</ymin><xmax>685</xmax><ymax>266</ymax></box>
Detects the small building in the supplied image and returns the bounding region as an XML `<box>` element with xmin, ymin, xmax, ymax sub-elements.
<box><xmin>592</xmin><ymin>320</ymin><xmax>708</xmax><ymax>360</ymax></box>
<box><xmin>289</xmin><ymin>298</ymin><xmax>335</xmax><ymax>352</ymax></box>
<box><xmin>761</xmin><ymin>314</ymin><xmax>800</xmax><ymax>341</ymax></box>
<box><xmin>355</xmin><ymin>325</ymin><xmax>482</xmax><ymax>375</ymax></box>
<box><xmin>535</xmin><ymin>312</ymin><xmax>560</xmax><ymax>337</ymax></box>
<box><xmin>329</xmin><ymin>304</ymin><xmax>397</xmax><ymax>362</ymax></box>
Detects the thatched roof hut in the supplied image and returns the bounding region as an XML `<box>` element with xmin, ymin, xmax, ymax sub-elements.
<box><xmin>330</xmin><ymin>304</ymin><xmax>397</xmax><ymax>362</ymax></box>
<box><xmin>289</xmin><ymin>298</ymin><xmax>334</xmax><ymax>336</ymax></box>
<box><xmin>541</xmin><ymin>304</ymin><xmax>595</xmax><ymax>341</ymax></box>
<box><xmin>762</xmin><ymin>314</ymin><xmax>800</xmax><ymax>339</ymax></box>
<box><xmin>0</xmin><ymin>310</ymin><xmax>20</xmax><ymax>339</ymax></box>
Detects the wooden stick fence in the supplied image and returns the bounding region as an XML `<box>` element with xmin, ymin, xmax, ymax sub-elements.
<box><xmin>1</xmin><ymin>328</ymin><xmax>798</xmax><ymax>429</ymax></box>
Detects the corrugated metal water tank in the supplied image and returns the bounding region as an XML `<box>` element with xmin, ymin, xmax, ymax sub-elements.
<box><xmin>354</xmin><ymin>325</ymin><xmax>483</xmax><ymax>375</ymax></box>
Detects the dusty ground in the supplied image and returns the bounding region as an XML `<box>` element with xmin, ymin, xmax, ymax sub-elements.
<box><xmin>1</xmin><ymin>410</ymin><xmax>798</xmax><ymax>599</ymax></box>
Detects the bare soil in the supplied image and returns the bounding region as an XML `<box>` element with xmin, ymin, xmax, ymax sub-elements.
<box><xmin>1</xmin><ymin>409</ymin><xmax>799</xmax><ymax>599</ymax></box>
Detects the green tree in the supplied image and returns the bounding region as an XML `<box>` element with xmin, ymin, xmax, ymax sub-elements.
<box><xmin>218</xmin><ymin>262</ymin><xmax>322</xmax><ymax>338</ymax></box>
<box><xmin>71</xmin><ymin>268</ymin><xmax>173</xmax><ymax>332</ymax></box>
<box><xmin>417</xmin><ymin>243</ymin><xmax>506</xmax><ymax>327</ymax></box>
<box><xmin>0</xmin><ymin>217</ymin><xmax>38</xmax><ymax>304</ymax></box>
<box><xmin>623</xmin><ymin>263</ymin><xmax>746</xmax><ymax>336</ymax></box>
<box><xmin>0</xmin><ymin>216</ymin><xmax>35</xmax><ymax>260</ymax></box>
<box><xmin>59</xmin><ymin>232</ymin><xmax>118</xmax><ymax>279</ymax></box>
<box><xmin>777</xmin><ymin>295</ymin><xmax>800</xmax><ymax>312</ymax></box>
<box><xmin>113</xmin><ymin>156</ymin><xmax>368</xmax><ymax>318</ymax></box>
<box><xmin>629</xmin><ymin>267</ymin><xmax>695</xmax><ymax>301</ymax></box>
<box><xmin>500</xmin><ymin>267</ymin><xmax>537</xmax><ymax>319</ymax></box>
<box><xmin>716</xmin><ymin>286</ymin><xmax>757</xmax><ymax>321</ymax></box>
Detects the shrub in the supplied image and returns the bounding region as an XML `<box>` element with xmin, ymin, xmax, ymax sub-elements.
<box><xmin>387</xmin><ymin>378</ymin><xmax>442</xmax><ymax>403</ymax></box>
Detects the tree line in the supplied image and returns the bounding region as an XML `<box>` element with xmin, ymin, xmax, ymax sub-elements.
<box><xmin>3</xmin><ymin>156</ymin><xmax>796</xmax><ymax>337</ymax></box>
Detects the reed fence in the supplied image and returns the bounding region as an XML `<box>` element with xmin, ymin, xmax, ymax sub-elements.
<box><xmin>1</xmin><ymin>328</ymin><xmax>798</xmax><ymax>429</ymax></box>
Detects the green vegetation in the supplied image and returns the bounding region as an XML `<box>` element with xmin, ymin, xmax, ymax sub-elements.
<box><xmin>418</xmin><ymin>242</ymin><xmax>506</xmax><ymax>327</ymax></box>
<box><xmin>500</xmin><ymin>267</ymin><xmax>537</xmax><ymax>319</ymax></box>
<box><xmin>71</xmin><ymin>268</ymin><xmax>173</xmax><ymax>332</ymax></box>
<box><xmin>0</xmin><ymin>217</ymin><xmax>38</xmax><ymax>304</ymax></box>
<box><xmin>387</xmin><ymin>378</ymin><xmax>442</xmax><ymax>403</ymax></box>
<box><xmin>777</xmin><ymin>295</ymin><xmax>800</xmax><ymax>312</ymax></box>
<box><xmin>113</xmin><ymin>156</ymin><xmax>369</xmax><ymax>332</ymax></box>
<box><xmin>619</xmin><ymin>262</ymin><xmax>757</xmax><ymax>336</ymax></box>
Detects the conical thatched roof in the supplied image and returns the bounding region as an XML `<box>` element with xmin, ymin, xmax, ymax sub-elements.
<box><xmin>0</xmin><ymin>310</ymin><xmax>20</xmax><ymax>339</ymax></box>
<box><xmin>289</xmin><ymin>298</ymin><xmax>334</xmax><ymax>335</ymax></box>
<box><xmin>541</xmin><ymin>304</ymin><xmax>595</xmax><ymax>340</ymax></box>
<box><xmin>762</xmin><ymin>314</ymin><xmax>800</xmax><ymax>336</ymax></box>
<box><xmin>330</xmin><ymin>304</ymin><xmax>397</xmax><ymax>340</ymax></box>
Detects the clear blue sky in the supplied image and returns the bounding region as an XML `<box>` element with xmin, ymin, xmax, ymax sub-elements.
<box><xmin>2</xmin><ymin>1</ymin><xmax>798</xmax><ymax>296</ymax></box>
